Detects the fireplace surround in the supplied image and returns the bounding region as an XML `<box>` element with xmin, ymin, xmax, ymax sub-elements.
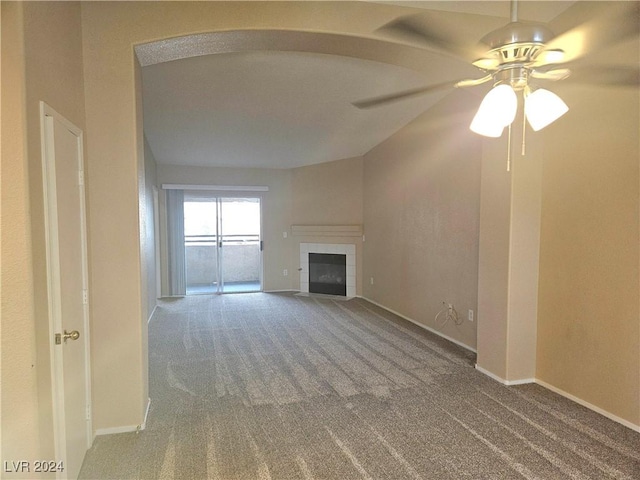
<box><xmin>299</xmin><ymin>243</ymin><xmax>355</xmax><ymax>297</ymax></box>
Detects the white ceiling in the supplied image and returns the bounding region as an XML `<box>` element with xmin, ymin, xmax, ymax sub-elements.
<box><xmin>140</xmin><ymin>1</ymin><xmax>580</xmax><ymax>169</ymax></box>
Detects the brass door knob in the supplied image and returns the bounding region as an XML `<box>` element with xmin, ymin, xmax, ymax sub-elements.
<box><xmin>62</xmin><ymin>330</ymin><xmax>80</xmax><ymax>343</ymax></box>
<box><xmin>64</xmin><ymin>330</ymin><xmax>80</xmax><ymax>341</ymax></box>
<box><xmin>55</xmin><ymin>330</ymin><xmax>80</xmax><ymax>345</ymax></box>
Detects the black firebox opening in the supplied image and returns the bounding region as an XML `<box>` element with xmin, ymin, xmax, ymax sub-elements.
<box><xmin>309</xmin><ymin>253</ymin><xmax>347</xmax><ymax>296</ymax></box>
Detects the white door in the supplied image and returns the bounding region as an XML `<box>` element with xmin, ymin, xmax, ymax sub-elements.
<box><xmin>41</xmin><ymin>102</ymin><xmax>92</xmax><ymax>479</ymax></box>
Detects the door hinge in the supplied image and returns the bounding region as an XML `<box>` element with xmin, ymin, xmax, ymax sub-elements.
<box><xmin>83</xmin><ymin>289</ymin><xmax>89</xmax><ymax>305</ymax></box>
<box><xmin>86</xmin><ymin>404</ymin><xmax>91</xmax><ymax>421</ymax></box>
<box><xmin>260</xmin><ymin>240</ymin><xmax>264</xmax><ymax>251</ymax></box>
<box><xmin>78</xmin><ymin>170</ymin><xmax>84</xmax><ymax>186</ymax></box>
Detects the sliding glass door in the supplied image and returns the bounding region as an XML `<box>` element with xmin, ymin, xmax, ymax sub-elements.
<box><xmin>219</xmin><ymin>197</ymin><xmax>262</xmax><ymax>293</ymax></box>
<box><xmin>182</xmin><ymin>193</ymin><xmax>262</xmax><ymax>294</ymax></box>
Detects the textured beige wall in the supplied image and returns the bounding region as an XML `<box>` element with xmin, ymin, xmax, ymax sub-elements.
<box><xmin>156</xmin><ymin>164</ymin><xmax>294</xmax><ymax>292</ymax></box>
<box><xmin>476</xmin><ymin>125</ymin><xmax>542</xmax><ymax>382</ymax></box>
<box><xmin>476</xmin><ymin>136</ymin><xmax>511</xmax><ymax>377</ymax></box>
<box><xmin>291</xmin><ymin>156</ymin><xmax>364</xmax><ymax>295</ymax></box>
<box><xmin>536</xmin><ymin>80</ymin><xmax>640</xmax><ymax>425</ymax></box>
<box><xmin>1</xmin><ymin>2</ymin><xmax>42</xmax><ymax>470</ymax></box>
<box><xmin>506</xmin><ymin>136</ymin><xmax>542</xmax><ymax>381</ymax></box>
<box><xmin>292</xmin><ymin>156</ymin><xmax>363</xmax><ymax>226</ymax></box>
<box><xmin>1</xmin><ymin>0</ymin><xmax>87</xmax><ymax>470</ymax></box>
<box><xmin>362</xmin><ymin>92</ymin><xmax>481</xmax><ymax>350</ymax></box>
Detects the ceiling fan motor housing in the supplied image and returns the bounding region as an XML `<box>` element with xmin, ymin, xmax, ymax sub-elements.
<box><xmin>480</xmin><ymin>21</ymin><xmax>557</xmax><ymax>89</ymax></box>
<box><xmin>484</xmin><ymin>22</ymin><xmax>554</xmax><ymax>62</ymax></box>
<box><xmin>481</xmin><ymin>21</ymin><xmax>555</xmax><ymax>50</ymax></box>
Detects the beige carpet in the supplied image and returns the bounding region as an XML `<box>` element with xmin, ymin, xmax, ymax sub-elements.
<box><xmin>80</xmin><ymin>293</ymin><xmax>640</xmax><ymax>479</ymax></box>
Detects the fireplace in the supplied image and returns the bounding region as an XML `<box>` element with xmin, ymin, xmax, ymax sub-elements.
<box><xmin>309</xmin><ymin>253</ymin><xmax>347</xmax><ymax>296</ymax></box>
<box><xmin>299</xmin><ymin>243</ymin><xmax>355</xmax><ymax>297</ymax></box>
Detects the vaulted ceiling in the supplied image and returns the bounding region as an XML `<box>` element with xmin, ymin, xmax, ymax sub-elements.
<box><xmin>140</xmin><ymin>1</ymin><xmax>629</xmax><ymax>169</ymax></box>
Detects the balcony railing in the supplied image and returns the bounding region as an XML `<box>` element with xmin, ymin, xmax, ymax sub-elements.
<box><xmin>185</xmin><ymin>233</ymin><xmax>260</xmax><ymax>247</ymax></box>
<box><xmin>184</xmin><ymin>234</ymin><xmax>260</xmax><ymax>285</ymax></box>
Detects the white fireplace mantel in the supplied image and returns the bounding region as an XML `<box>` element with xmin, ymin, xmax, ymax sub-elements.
<box><xmin>291</xmin><ymin>225</ymin><xmax>362</xmax><ymax>237</ymax></box>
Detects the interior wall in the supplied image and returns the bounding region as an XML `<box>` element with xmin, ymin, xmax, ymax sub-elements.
<box><xmin>476</xmin><ymin>108</ymin><xmax>544</xmax><ymax>384</ymax></box>
<box><xmin>156</xmin><ymin>164</ymin><xmax>294</xmax><ymax>292</ymax></box>
<box><xmin>292</xmin><ymin>156</ymin><xmax>363</xmax><ymax>225</ymax></box>
<box><xmin>536</xmin><ymin>79</ymin><xmax>640</xmax><ymax>426</ymax></box>
<box><xmin>1</xmin><ymin>2</ymin><xmax>42</xmax><ymax>470</ymax></box>
<box><xmin>291</xmin><ymin>156</ymin><xmax>364</xmax><ymax>294</ymax></box>
<box><xmin>1</xmin><ymin>0</ymin><xmax>87</xmax><ymax>470</ymax></box>
<box><xmin>362</xmin><ymin>91</ymin><xmax>482</xmax><ymax>350</ymax></box>
<box><xmin>78</xmin><ymin>0</ymin><xmax>408</xmax><ymax>430</ymax></box>
<box><xmin>143</xmin><ymin>137</ymin><xmax>159</xmax><ymax>318</ymax></box>
<box><xmin>475</xmin><ymin>135</ymin><xmax>511</xmax><ymax>378</ymax></box>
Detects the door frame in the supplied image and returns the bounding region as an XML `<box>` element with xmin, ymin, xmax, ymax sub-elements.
<box><xmin>40</xmin><ymin>101</ymin><xmax>93</xmax><ymax>475</ymax></box>
<box><xmin>217</xmin><ymin>195</ymin><xmax>264</xmax><ymax>293</ymax></box>
<box><xmin>162</xmin><ymin>184</ymin><xmax>268</xmax><ymax>295</ymax></box>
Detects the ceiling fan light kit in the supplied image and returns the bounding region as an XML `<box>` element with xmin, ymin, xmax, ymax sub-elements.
<box><xmin>467</xmin><ymin>17</ymin><xmax>569</xmax><ymax>139</ymax></box>
<box><xmin>356</xmin><ymin>0</ymin><xmax>638</xmax><ymax>168</ymax></box>
<box><xmin>470</xmin><ymin>84</ymin><xmax>518</xmax><ymax>137</ymax></box>
<box><xmin>471</xmin><ymin>82</ymin><xmax>569</xmax><ymax>138</ymax></box>
<box><xmin>524</xmin><ymin>88</ymin><xmax>569</xmax><ymax>132</ymax></box>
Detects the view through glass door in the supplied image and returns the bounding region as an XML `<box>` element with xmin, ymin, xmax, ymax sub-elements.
<box><xmin>183</xmin><ymin>194</ymin><xmax>262</xmax><ymax>294</ymax></box>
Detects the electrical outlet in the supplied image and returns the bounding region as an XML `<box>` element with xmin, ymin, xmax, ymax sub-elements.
<box><xmin>370</xmin><ymin>277</ymin><xmax>374</xmax><ymax>285</ymax></box>
<box><xmin>468</xmin><ymin>309</ymin><xmax>474</xmax><ymax>322</ymax></box>
<box><xmin>283</xmin><ymin>269</ymin><xmax>288</xmax><ymax>276</ymax></box>
<box><xmin>283</xmin><ymin>231</ymin><xmax>288</xmax><ymax>238</ymax></box>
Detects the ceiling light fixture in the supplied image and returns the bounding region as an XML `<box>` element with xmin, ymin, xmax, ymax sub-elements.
<box><xmin>357</xmin><ymin>0</ymin><xmax>638</xmax><ymax>169</ymax></box>
<box><xmin>524</xmin><ymin>87</ymin><xmax>569</xmax><ymax>131</ymax></box>
<box><xmin>470</xmin><ymin>83</ymin><xmax>568</xmax><ymax>137</ymax></box>
<box><xmin>470</xmin><ymin>84</ymin><xmax>518</xmax><ymax>137</ymax></box>
<box><xmin>468</xmin><ymin>68</ymin><xmax>569</xmax><ymax>170</ymax></box>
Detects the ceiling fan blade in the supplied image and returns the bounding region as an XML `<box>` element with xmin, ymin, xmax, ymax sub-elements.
<box><xmin>563</xmin><ymin>66</ymin><xmax>639</xmax><ymax>88</ymax></box>
<box><xmin>455</xmin><ymin>74</ymin><xmax>493</xmax><ymax>88</ymax></box>
<box><xmin>531</xmin><ymin>68</ymin><xmax>571</xmax><ymax>82</ymax></box>
<box><xmin>543</xmin><ymin>1</ymin><xmax>640</xmax><ymax>64</ymax></box>
<box><xmin>352</xmin><ymin>81</ymin><xmax>456</xmax><ymax>109</ymax></box>
<box><xmin>377</xmin><ymin>14</ymin><xmax>487</xmax><ymax>63</ymax></box>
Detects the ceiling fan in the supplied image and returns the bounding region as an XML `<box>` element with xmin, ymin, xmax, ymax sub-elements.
<box><xmin>354</xmin><ymin>0</ymin><xmax>639</xmax><ymax>141</ymax></box>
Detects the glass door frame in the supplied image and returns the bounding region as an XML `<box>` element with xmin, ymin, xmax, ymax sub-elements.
<box><xmin>183</xmin><ymin>191</ymin><xmax>263</xmax><ymax>295</ymax></box>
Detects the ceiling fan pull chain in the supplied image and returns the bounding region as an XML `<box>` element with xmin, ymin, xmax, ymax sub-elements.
<box><xmin>521</xmin><ymin>100</ymin><xmax>527</xmax><ymax>157</ymax></box>
<box><xmin>507</xmin><ymin>123</ymin><xmax>512</xmax><ymax>172</ymax></box>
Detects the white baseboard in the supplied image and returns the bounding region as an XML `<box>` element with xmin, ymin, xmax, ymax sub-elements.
<box><xmin>535</xmin><ymin>379</ymin><xmax>640</xmax><ymax>433</ymax></box>
<box><xmin>95</xmin><ymin>397</ymin><xmax>152</xmax><ymax>436</ymax></box>
<box><xmin>475</xmin><ymin>366</ymin><xmax>640</xmax><ymax>432</ymax></box>
<box><xmin>95</xmin><ymin>424</ymin><xmax>140</xmax><ymax>436</ymax></box>
<box><xmin>357</xmin><ymin>298</ymin><xmax>640</xmax><ymax>425</ymax></box>
<box><xmin>264</xmin><ymin>289</ymin><xmax>298</xmax><ymax>293</ymax></box>
<box><xmin>475</xmin><ymin>364</ymin><xmax>535</xmax><ymax>385</ymax></box>
<box><xmin>359</xmin><ymin>296</ymin><xmax>477</xmax><ymax>353</ymax></box>
<box><xmin>147</xmin><ymin>304</ymin><xmax>157</xmax><ymax>324</ymax></box>
<box><xmin>141</xmin><ymin>397</ymin><xmax>151</xmax><ymax>431</ymax></box>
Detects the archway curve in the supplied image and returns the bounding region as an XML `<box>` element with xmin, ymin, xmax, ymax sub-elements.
<box><xmin>134</xmin><ymin>29</ymin><xmax>453</xmax><ymax>75</ymax></box>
